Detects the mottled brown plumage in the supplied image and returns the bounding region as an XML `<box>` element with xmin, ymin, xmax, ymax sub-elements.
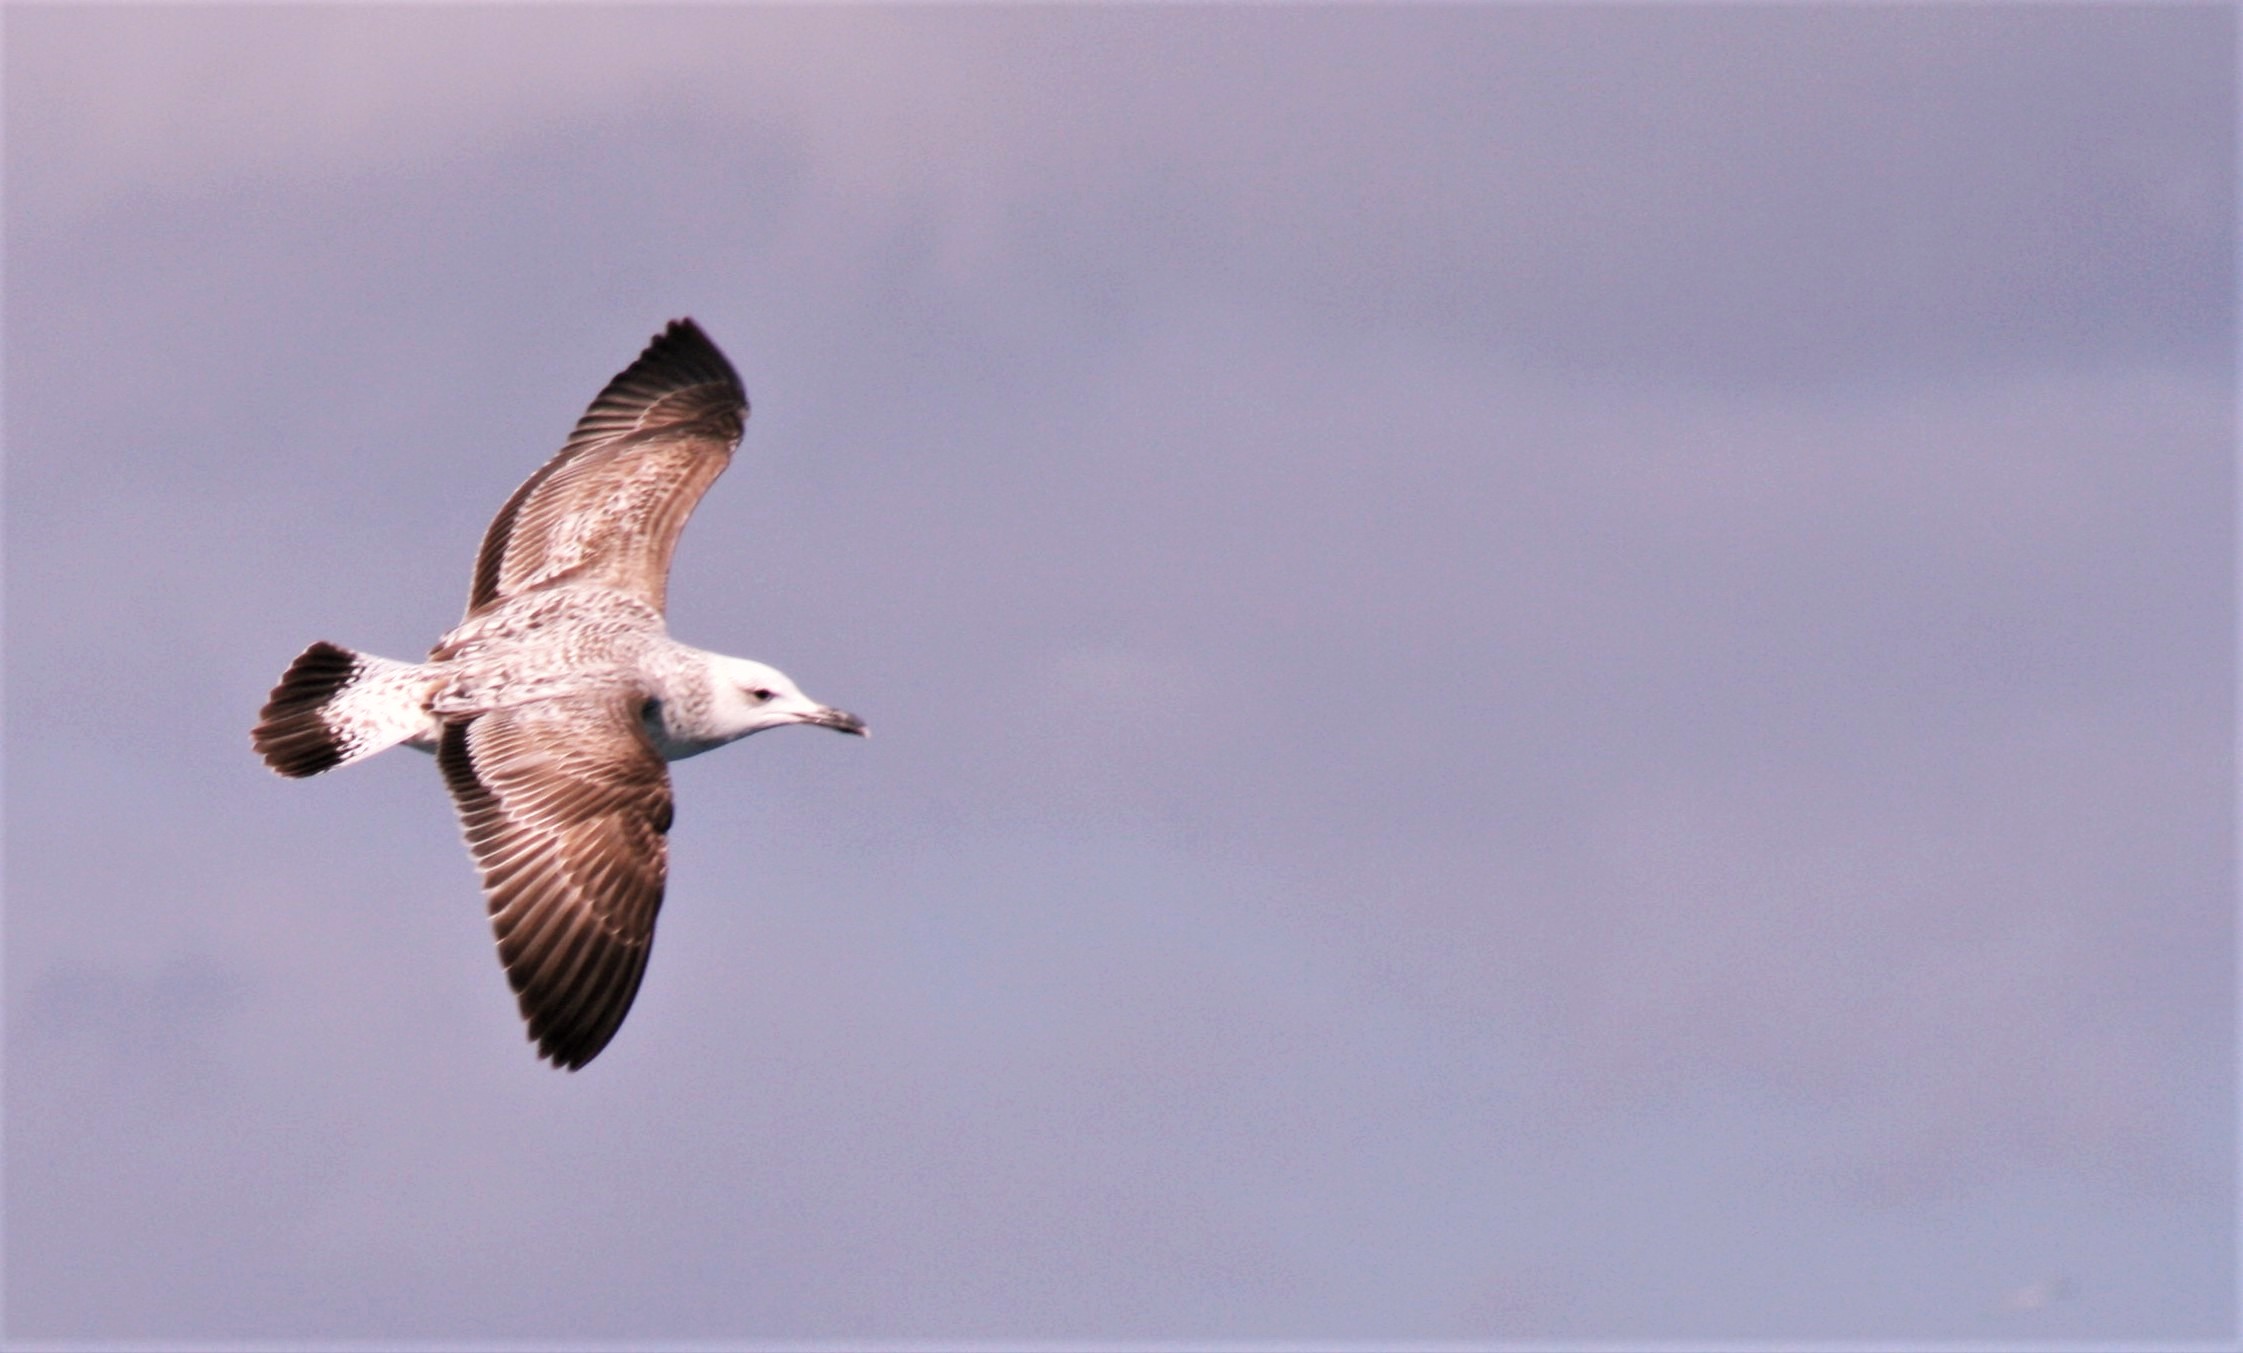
<box><xmin>439</xmin><ymin>695</ymin><xmax>673</xmax><ymax>1070</ymax></box>
<box><xmin>254</xmin><ymin>320</ymin><xmax>864</xmax><ymax>1070</ymax></box>
<box><xmin>469</xmin><ymin>319</ymin><xmax>747</xmax><ymax>615</ymax></box>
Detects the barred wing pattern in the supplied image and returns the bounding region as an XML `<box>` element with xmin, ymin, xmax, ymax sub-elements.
<box><xmin>467</xmin><ymin>319</ymin><xmax>748</xmax><ymax>616</ymax></box>
<box><xmin>437</xmin><ymin>694</ymin><xmax>676</xmax><ymax>1069</ymax></box>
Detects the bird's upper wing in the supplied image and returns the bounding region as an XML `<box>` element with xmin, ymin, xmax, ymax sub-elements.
<box><xmin>437</xmin><ymin>693</ymin><xmax>675</xmax><ymax>1070</ymax></box>
<box><xmin>467</xmin><ymin>319</ymin><xmax>747</xmax><ymax>617</ymax></box>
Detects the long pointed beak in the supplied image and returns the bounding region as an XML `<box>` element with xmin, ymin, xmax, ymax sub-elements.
<box><xmin>801</xmin><ymin>706</ymin><xmax>868</xmax><ymax>737</ymax></box>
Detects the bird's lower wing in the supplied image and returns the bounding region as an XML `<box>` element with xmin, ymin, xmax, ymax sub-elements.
<box><xmin>437</xmin><ymin>693</ymin><xmax>675</xmax><ymax>1070</ymax></box>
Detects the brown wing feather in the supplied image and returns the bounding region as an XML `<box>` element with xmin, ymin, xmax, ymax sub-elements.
<box><xmin>467</xmin><ymin>319</ymin><xmax>748</xmax><ymax>617</ymax></box>
<box><xmin>437</xmin><ymin>694</ymin><xmax>677</xmax><ymax>1070</ymax></box>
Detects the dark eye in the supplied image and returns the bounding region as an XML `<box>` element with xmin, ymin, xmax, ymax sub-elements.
<box><xmin>749</xmin><ymin>688</ymin><xmax>776</xmax><ymax>703</ymax></box>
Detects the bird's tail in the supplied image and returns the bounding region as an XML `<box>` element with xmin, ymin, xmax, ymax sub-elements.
<box><xmin>253</xmin><ymin>641</ymin><xmax>440</xmax><ymax>777</ymax></box>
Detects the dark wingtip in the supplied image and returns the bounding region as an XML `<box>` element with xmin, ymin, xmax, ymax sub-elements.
<box><xmin>534</xmin><ymin>1023</ymin><xmax>613</xmax><ymax>1072</ymax></box>
<box><xmin>623</xmin><ymin>317</ymin><xmax>745</xmax><ymax>408</ymax></box>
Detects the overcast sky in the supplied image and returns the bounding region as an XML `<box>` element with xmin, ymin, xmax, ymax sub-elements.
<box><xmin>5</xmin><ymin>5</ymin><xmax>2235</xmax><ymax>1346</ymax></box>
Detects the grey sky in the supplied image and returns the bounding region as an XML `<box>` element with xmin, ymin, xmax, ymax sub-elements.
<box><xmin>5</xmin><ymin>4</ymin><xmax>2234</xmax><ymax>1344</ymax></box>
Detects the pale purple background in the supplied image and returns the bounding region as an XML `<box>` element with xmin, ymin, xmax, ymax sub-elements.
<box><xmin>5</xmin><ymin>5</ymin><xmax>2234</xmax><ymax>1345</ymax></box>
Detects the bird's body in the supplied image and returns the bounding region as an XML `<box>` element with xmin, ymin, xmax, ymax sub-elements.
<box><xmin>426</xmin><ymin>586</ymin><xmax>773</xmax><ymax>760</ymax></box>
<box><xmin>253</xmin><ymin>320</ymin><xmax>864</xmax><ymax>1069</ymax></box>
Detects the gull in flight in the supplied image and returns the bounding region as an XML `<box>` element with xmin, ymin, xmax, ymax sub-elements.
<box><xmin>253</xmin><ymin>320</ymin><xmax>865</xmax><ymax>1069</ymax></box>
